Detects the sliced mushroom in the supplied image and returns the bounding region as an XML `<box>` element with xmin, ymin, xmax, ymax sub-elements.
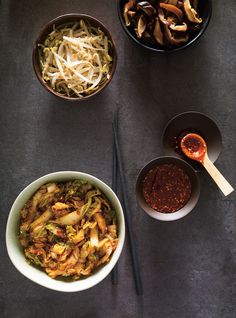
<box><xmin>158</xmin><ymin>8</ymin><xmax>170</xmax><ymax>25</ymax></box>
<box><xmin>159</xmin><ymin>3</ymin><xmax>183</xmax><ymax>20</ymax></box>
<box><xmin>177</xmin><ymin>1</ymin><xmax>184</xmax><ymax>9</ymax></box>
<box><xmin>169</xmin><ymin>22</ymin><xmax>187</xmax><ymax>31</ymax></box>
<box><xmin>128</xmin><ymin>10</ymin><xmax>136</xmax><ymax>19</ymax></box>
<box><xmin>164</xmin><ymin>25</ymin><xmax>189</xmax><ymax>45</ymax></box>
<box><xmin>183</xmin><ymin>0</ymin><xmax>202</xmax><ymax>23</ymax></box>
<box><xmin>135</xmin><ymin>14</ymin><xmax>146</xmax><ymax>38</ymax></box>
<box><xmin>159</xmin><ymin>9</ymin><xmax>187</xmax><ymax>32</ymax></box>
<box><xmin>142</xmin><ymin>31</ymin><xmax>156</xmax><ymax>45</ymax></box>
<box><xmin>137</xmin><ymin>1</ymin><xmax>156</xmax><ymax>17</ymax></box>
<box><xmin>153</xmin><ymin>17</ymin><xmax>164</xmax><ymax>45</ymax></box>
<box><xmin>167</xmin><ymin>0</ymin><xmax>178</xmax><ymax>5</ymax></box>
<box><xmin>143</xmin><ymin>31</ymin><xmax>152</xmax><ymax>38</ymax></box>
<box><xmin>123</xmin><ymin>0</ymin><xmax>136</xmax><ymax>26</ymax></box>
<box><xmin>147</xmin><ymin>18</ymin><xmax>155</xmax><ymax>30</ymax></box>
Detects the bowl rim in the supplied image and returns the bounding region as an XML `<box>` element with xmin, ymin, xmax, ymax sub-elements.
<box><xmin>6</xmin><ymin>171</ymin><xmax>125</xmax><ymax>292</ymax></box>
<box><xmin>32</xmin><ymin>13</ymin><xmax>118</xmax><ymax>101</ymax></box>
<box><xmin>136</xmin><ymin>156</ymin><xmax>200</xmax><ymax>221</ymax></box>
<box><xmin>117</xmin><ymin>0</ymin><xmax>212</xmax><ymax>53</ymax></box>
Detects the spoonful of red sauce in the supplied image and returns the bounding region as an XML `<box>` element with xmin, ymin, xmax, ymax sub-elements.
<box><xmin>180</xmin><ymin>133</ymin><xmax>207</xmax><ymax>163</ymax></box>
<box><xmin>180</xmin><ymin>133</ymin><xmax>234</xmax><ymax>196</ymax></box>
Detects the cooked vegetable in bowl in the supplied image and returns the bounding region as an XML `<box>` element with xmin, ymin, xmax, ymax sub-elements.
<box><xmin>40</xmin><ymin>21</ymin><xmax>112</xmax><ymax>97</ymax></box>
<box><xmin>118</xmin><ymin>0</ymin><xmax>212</xmax><ymax>52</ymax></box>
<box><xmin>20</xmin><ymin>180</ymin><xmax>118</xmax><ymax>280</ymax></box>
<box><xmin>6</xmin><ymin>172</ymin><xmax>125</xmax><ymax>292</ymax></box>
<box><xmin>33</xmin><ymin>14</ymin><xmax>117</xmax><ymax>100</ymax></box>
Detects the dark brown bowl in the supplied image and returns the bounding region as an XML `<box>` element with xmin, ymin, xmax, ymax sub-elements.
<box><xmin>118</xmin><ymin>0</ymin><xmax>212</xmax><ymax>53</ymax></box>
<box><xmin>162</xmin><ymin>111</ymin><xmax>222</xmax><ymax>171</ymax></box>
<box><xmin>136</xmin><ymin>156</ymin><xmax>200</xmax><ymax>221</ymax></box>
<box><xmin>32</xmin><ymin>14</ymin><xmax>117</xmax><ymax>101</ymax></box>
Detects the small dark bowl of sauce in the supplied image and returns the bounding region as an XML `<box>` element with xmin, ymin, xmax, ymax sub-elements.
<box><xmin>162</xmin><ymin>112</ymin><xmax>222</xmax><ymax>171</ymax></box>
<box><xmin>136</xmin><ymin>156</ymin><xmax>200</xmax><ymax>221</ymax></box>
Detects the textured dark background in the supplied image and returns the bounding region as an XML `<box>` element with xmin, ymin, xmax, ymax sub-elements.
<box><xmin>0</xmin><ymin>0</ymin><xmax>236</xmax><ymax>317</ymax></box>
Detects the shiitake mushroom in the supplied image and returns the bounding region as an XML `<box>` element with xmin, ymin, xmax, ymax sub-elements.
<box><xmin>137</xmin><ymin>1</ymin><xmax>156</xmax><ymax>16</ymax></box>
<box><xmin>123</xmin><ymin>0</ymin><xmax>203</xmax><ymax>48</ymax></box>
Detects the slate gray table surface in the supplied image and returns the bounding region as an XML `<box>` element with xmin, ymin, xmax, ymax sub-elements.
<box><xmin>0</xmin><ymin>1</ymin><xmax>236</xmax><ymax>317</ymax></box>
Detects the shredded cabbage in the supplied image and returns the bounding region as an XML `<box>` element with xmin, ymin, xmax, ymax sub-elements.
<box><xmin>19</xmin><ymin>180</ymin><xmax>118</xmax><ymax>280</ymax></box>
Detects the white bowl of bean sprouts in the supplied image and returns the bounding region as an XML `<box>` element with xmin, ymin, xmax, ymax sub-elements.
<box><xmin>32</xmin><ymin>14</ymin><xmax>117</xmax><ymax>100</ymax></box>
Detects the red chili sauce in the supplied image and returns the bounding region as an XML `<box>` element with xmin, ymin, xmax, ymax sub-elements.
<box><xmin>142</xmin><ymin>163</ymin><xmax>192</xmax><ymax>213</ymax></box>
<box><xmin>182</xmin><ymin>135</ymin><xmax>202</xmax><ymax>152</ymax></box>
<box><xmin>173</xmin><ymin>129</ymin><xmax>201</xmax><ymax>156</ymax></box>
<box><xmin>181</xmin><ymin>134</ymin><xmax>206</xmax><ymax>163</ymax></box>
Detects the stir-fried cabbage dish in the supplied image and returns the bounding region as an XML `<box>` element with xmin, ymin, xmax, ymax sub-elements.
<box><xmin>19</xmin><ymin>180</ymin><xmax>118</xmax><ymax>280</ymax></box>
<box><xmin>39</xmin><ymin>20</ymin><xmax>113</xmax><ymax>97</ymax></box>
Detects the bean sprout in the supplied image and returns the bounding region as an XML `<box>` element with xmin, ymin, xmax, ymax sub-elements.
<box><xmin>39</xmin><ymin>20</ymin><xmax>113</xmax><ymax>97</ymax></box>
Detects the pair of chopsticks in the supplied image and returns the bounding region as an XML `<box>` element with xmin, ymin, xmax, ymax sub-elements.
<box><xmin>111</xmin><ymin>111</ymin><xmax>119</xmax><ymax>285</ymax></box>
<box><xmin>111</xmin><ymin>109</ymin><xmax>143</xmax><ymax>296</ymax></box>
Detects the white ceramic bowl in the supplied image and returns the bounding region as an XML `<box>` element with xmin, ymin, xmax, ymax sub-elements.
<box><xmin>6</xmin><ymin>171</ymin><xmax>125</xmax><ymax>292</ymax></box>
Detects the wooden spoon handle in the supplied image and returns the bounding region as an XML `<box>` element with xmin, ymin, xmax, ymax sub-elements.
<box><xmin>203</xmin><ymin>155</ymin><xmax>234</xmax><ymax>196</ymax></box>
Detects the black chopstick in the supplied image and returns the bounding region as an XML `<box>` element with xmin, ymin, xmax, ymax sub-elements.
<box><xmin>111</xmin><ymin>112</ymin><xmax>118</xmax><ymax>285</ymax></box>
<box><xmin>112</xmin><ymin>111</ymin><xmax>143</xmax><ymax>296</ymax></box>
